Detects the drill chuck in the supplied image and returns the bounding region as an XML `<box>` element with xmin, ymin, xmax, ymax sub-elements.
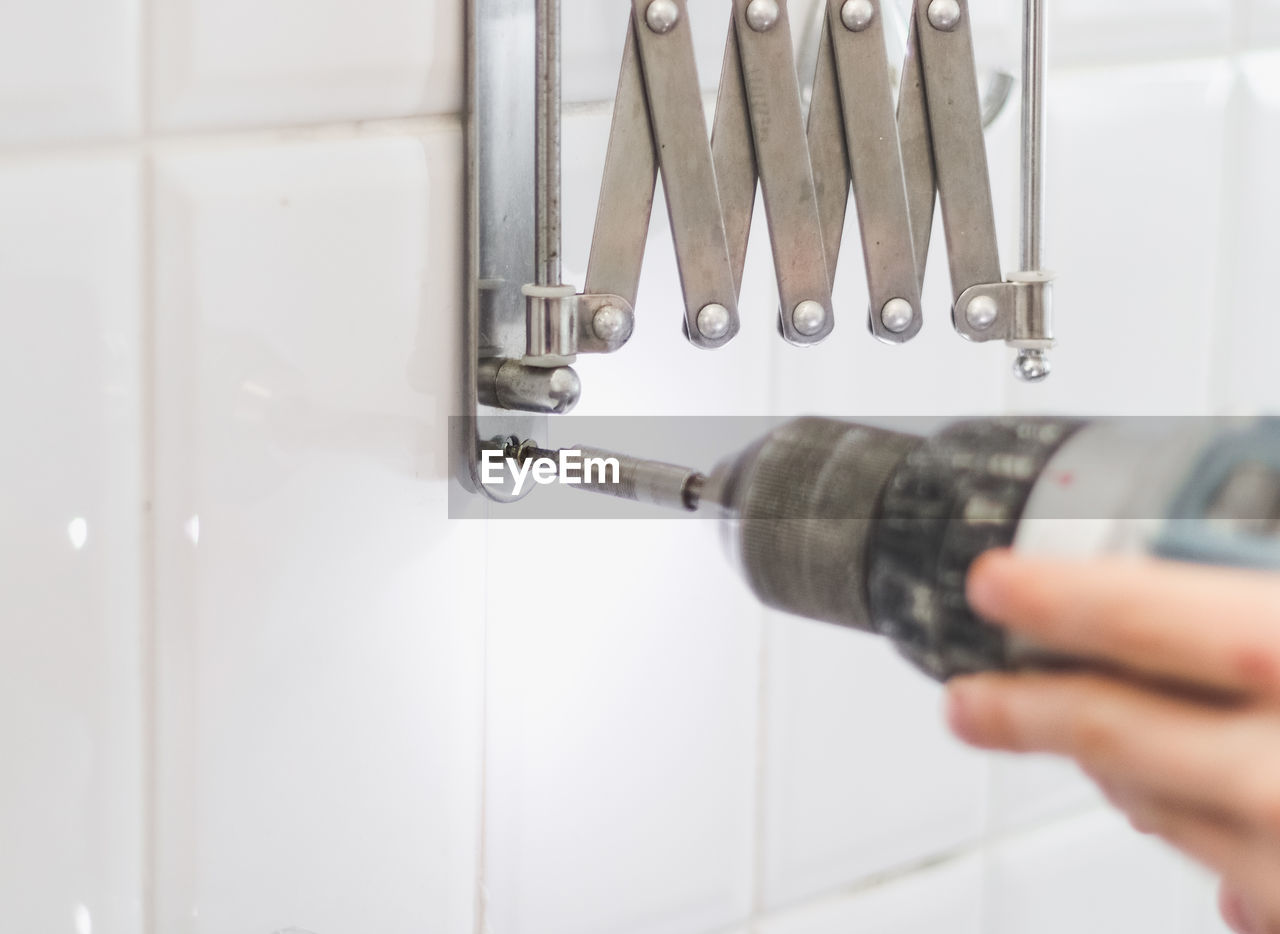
<box><xmin>705</xmin><ymin>418</ymin><xmax>1084</xmax><ymax>679</ymax></box>
<box><xmin>701</xmin><ymin>419</ymin><xmax>921</xmax><ymax>633</ymax></box>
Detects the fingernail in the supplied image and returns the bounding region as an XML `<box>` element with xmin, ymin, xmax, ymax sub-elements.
<box><xmin>967</xmin><ymin>550</ymin><xmax>1017</xmax><ymax>617</ymax></box>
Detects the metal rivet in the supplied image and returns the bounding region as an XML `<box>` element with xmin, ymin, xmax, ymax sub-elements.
<box><xmin>927</xmin><ymin>0</ymin><xmax>962</xmax><ymax>31</ymax></box>
<box><xmin>645</xmin><ymin>0</ymin><xmax>680</xmax><ymax>34</ymax></box>
<box><xmin>965</xmin><ymin>294</ymin><xmax>999</xmax><ymax>330</ymax></box>
<box><xmin>697</xmin><ymin>303</ymin><xmax>733</xmax><ymax>340</ymax></box>
<box><xmin>840</xmin><ymin>0</ymin><xmax>876</xmax><ymax>31</ymax></box>
<box><xmin>592</xmin><ymin>305</ymin><xmax>631</xmax><ymax>342</ymax></box>
<box><xmin>1014</xmin><ymin>349</ymin><xmax>1052</xmax><ymax>383</ymax></box>
<box><xmin>880</xmin><ymin>298</ymin><xmax>915</xmax><ymax>334</ymax></box>
<box><xmin>792</xmin><ymin>300</ymin><xmax>828</xmax><ymax>337</ymax></box>
<box><xmin>746</xmin><ymin>0</ymin><xmax>780</xmax><ymax>32</ymax></box>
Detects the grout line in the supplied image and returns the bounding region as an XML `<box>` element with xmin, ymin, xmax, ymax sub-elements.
<box><xmin>561</xmin><ymin>98</ymin><xmax>620</xmax><ymax>118</ymax></box>
<box><xmin>473</xmin><ymin>502</ymin><xmax>492</xmax><ymax>934</ymax></box>
<box><xmin>749</xmin><ymin>612</ymin><xmax>772</xmax><ymax>918</ymax></box>
<box><xmin>138</xmin><ymin>0</ymin><xmax>152</xmax><ymax>138</ymax></box>
<box><xmin>1206</xmin><ymin>3</ymin><xmax>1248</xmax><ymax>413</ymax></box>
<box><xmin>0</xmin><ymin>49</ymin><xmax>1252</xmax><ymax>167</ymax></box>
<box><xmin>745</xmin><ymin>797</ymin><xmax>1111</xmax><ymax>928</ymax></box>
<box><xmin>138</xmin><ymin>149</ymin><xmax>160</xmax><ymax>934</ymax></box>
<box><xmin>0</xmin><ymin>112</ymin><xmax>467</xmax><ymax>166</ymax></box>
<box><xmin>138</xmin><ymin>0</ymin><xmax>157</xmax><ymax>927</ymax></box>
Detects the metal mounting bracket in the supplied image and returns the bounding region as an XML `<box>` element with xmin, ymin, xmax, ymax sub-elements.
<box><xmin>461</xmin><ymin>0</ymin><xmax>638</xmax><ymax>500</ymax></box>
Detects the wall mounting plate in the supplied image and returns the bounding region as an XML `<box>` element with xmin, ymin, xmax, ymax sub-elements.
<box><xmin>457</xmin><ymin>0</ymin><xmax>547</xmax><ymax>501</ymax></box>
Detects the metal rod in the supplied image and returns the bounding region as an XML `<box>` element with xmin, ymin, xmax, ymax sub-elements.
<box><xmin>535</xmin><ymin>0</ymin><xmax>562</xmax><ymax>286</ymax></box>
<box><xmin>514</xmin><ymin>444</ymin><xmax>707</xmax><ymax>512</ymax></box>
<box><xmin>1020</xmin><ymin>0</ymin><xmax>1045</xmax><ymax>271</ymax></box>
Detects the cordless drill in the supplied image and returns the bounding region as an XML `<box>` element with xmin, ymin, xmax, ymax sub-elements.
<box><xmin>524</xmin><ymin>417</ymin><xmax>1280</xmax><ymax>680</ymax></box>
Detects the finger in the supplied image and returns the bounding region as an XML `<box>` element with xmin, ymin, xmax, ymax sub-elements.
<box><xmin>946</xmin><ymin>672</ymin><xmax>1280</xmax><ymax>831</ymax></box>
<box><xmin>1120</xmin><ymin>798</ymin><xmax>1280</xmax><ymax>931</ymax></box>
<box><xmin>967</xmin><ymin>550</ymin><xmax>1280</xmax><ymax>699</ymax></box>
<box><xmin>1221</xmin><ymin>883</ymin><xmax>1263</xmax><ymax>934</ymax></box>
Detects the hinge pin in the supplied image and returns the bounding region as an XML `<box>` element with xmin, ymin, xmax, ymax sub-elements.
<box><xmin>927</xmin><ymin>0</ymin><xmax>962</xmax><ymax>31</ymax></box>
<box><xmin>840</xmin><ymin>0</ymin><xmax>875</xmax><ymax>31</ymax></box>
<box><xmin>793</xmin><ymin>300</ymin><xmax>829</xmax><ymax>337</ymax></box>
<box><xmin>881</xmin><ymin>299</ymin><xmax>916</xmax><ymax>335</ymax></box>
<box><xmin>645</xmin><ymin>0</ymin><xmax>680</xmax><ymax>34</ymax></box>
<box><xmin>746</xmin><ymin>0</ymin><xmax>781</xmax><ymax>32</ymax></box>
<box><xmin>965</xmin><ymin>294</ymin><xmax>999</xmax><ymax>331</ymax></box>
<box><xmin>697</xmin><ymin>303</ymin><xmax>734</xmax><ymax>341</ymax></box>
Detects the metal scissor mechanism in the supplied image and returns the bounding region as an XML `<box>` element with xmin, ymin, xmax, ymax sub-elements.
<box><xmin>582</xmin><ymin>0</ymin><xmax>1055</xmax><ymax>369</ymax></box>
<box><xmin>462</xmin><ymin>0</ymin><xmax>1055</xmax><ymax>467</ymax></box>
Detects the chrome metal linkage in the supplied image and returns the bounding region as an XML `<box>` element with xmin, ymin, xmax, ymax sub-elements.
<box><xmin>586</xmin><ymin>0</ymin><xmax>1056</xmax><ymax>370</ymax></box>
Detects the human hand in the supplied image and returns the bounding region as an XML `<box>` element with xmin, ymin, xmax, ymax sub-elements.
<box><xmin>946</xmin><ymin>550</ymin><xmax>1280</xmax><ymax>934</ymax></box>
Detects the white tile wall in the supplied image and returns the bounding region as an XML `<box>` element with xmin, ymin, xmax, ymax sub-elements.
<box><xmin>0</xmin><ymin>0</ymin><xmax>141</xmax><ymax>143</ymax></box>
<box><xmin>1049</xmin><ymin>0</ymin><xmax>1232</xmax><ymax>67</ymax></box>
<box><xmin>1240</xmin><ymin>0</ymin><xmax>1280</xmax><ymax>49</ymax></box>
<box><xmin>759</xmin><ymin>855</ymin><xmax>984</xmax><ymax>934</ymax></box>
<box><xmin>760</xmin><ymin>622</ymin><xmax>987</xmax><ymax>909</ymax></box>
<box><xmin>988</xmin><ymin>754</ymin><xmax>1103</xmax><ymax>835</ymax></box>
<box><xmin>1007</xmin><ymin>60</ymin><xmax>1233</xmax><ymax>415</ymax></box>
<box><xmin>986</xmin><ymin>809</ymin><xmax>1215</xmax><ymax>934</ymax></box>
<box><xmin>0</xmin><ymin>156</ymin><xmax>144</xmax><ymax>934</ymax></box>
<box><xmin>152</xmin><ymin>0</ymin><xmax>463</xmax><ymax>130</ymax></box>
<box><xmin>150</xmin><ymin>132</ymin><xmax>483</xmax><ymax>933</ymax></box>
<box><xmin>2</xmin><ymin>3</ymin><xmax>1278</xmax><ymax>934</ymax></box>
<box><xmin>1219</xmin><ymin>51</ymin><xmax>1280</xmax><ymax>412</ymax></box>
<box><xmin>484</xmin><ymin>519</ymin><xmax>761</xmax><ymax>934</ymax></box>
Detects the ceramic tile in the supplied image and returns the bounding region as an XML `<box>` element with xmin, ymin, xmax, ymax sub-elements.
<box><xmin>1048</xmin><ymin>0</ymin><xmax>1230</xmax><ymax>65</ymax></box>
<box><xmin>760</xmin><ymin>619</ymin><xmax>988</xmax><ymax>908</ymax></box>
<box><xmin>989</xmin><ymin>754</ymin><xmax>1104</xmax><ymax>835</ymax></box>
<box><xmin>987</xmin><ymin>809</ymin><xmax>1212</xmax><ymax>934</ymax></box>
<box><xmin>1239</xmin><ymin>0</ymin><xmax>1280</xmax><ymax>50</ymax></box>
<box><xmin>1007</xmin><ymin>61</ymin><xmax>1233</xmax><ymax>415</ymax></box>
<box><xmin>1218</xmin><ymin>52</ymin><xmax>1280</xmax><ymax>412</ymax></box>
<box><xmin>0</xmin><ymin>0</ymin><xmax>140</xmax><ymax>142</ymax></box>
<box><xmin>759</xmin><ymin>856</ymin><xmax>984</xmax><ymax>934</ymax></box>
<box><xmin>482</xmin><ymin>518</ymin><xmax>761</xmax><ymax>934</ymax></box>
<box><xmin>0</xmin><ymin>156</ymin><xmax>144</xmax><ymax>932</ymax></box>
<box><xmin>152</xmin><ymin>0</ymin><xmax>461</xmax><ymax>130</ymax></box>
<box><xmin>151</xmin><ymin>130</ymin><xmax>484</xmax><ymax>933</ymax></box>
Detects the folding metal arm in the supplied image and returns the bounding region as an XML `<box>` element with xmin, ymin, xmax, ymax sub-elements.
<box><xmin>902</xmin><ymin>0</ymin><xmax>1055</xmax><ymax>378</ymax></box>
<box><xmin>585</xmin><ymin>0</ymin><xmax>1054</xmax><ymax>368</ymax></box>
<box><xmin>589</xmin><ymin>0</ymin><xmax>842</xmax><ymax>348</ymax></box>
<box><xmin>808</xmin><ymin>0</ymin><xmax>922</xmax><ymax>343</ymax></box>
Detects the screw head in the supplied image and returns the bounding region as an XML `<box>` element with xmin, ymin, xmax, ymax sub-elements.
<box><xmin>1014</xmin><ymin>349</ymin><xmax>1052</xmax><ymax>383</ymax></box>
<box><xmin>645</xmin><ymin>0</ymin><xmax>680</xmax><ymax>34</ymax></box>
<box><xmin>697</xmin><ymin>303</ymin><xmax>733</xmax><ymax>341</ymax></box>
<box><xmin>792</xmin><ymin>300</ymin><xmax>828</xmax><ymax>337</ymax></box>
<box><xmin>746</xmin><ymin>0</ymin><xmax>780</xmax><ymax>32</ymax></box>
<box><xmin>880</xmin><ymin>298</ymin><xmax>915</xmax><ymax>334</ymax></box>
<box><xmin>840</xmin><ymin>0</ymin><xmax>876</xmax><ymax>31</ymax></box>
<box><xmin>965</xmin><ymin>294</ymin><xmax>999</xmax><ymax>330</ymax></box>
<box><xmin>592</xmin><ymin>305</ymin><xmax>631</xmax><ymax>343</ymax></box>
<box><xmin>927</xmin><ymin>0</ymin><xmax>962</xmax><ymax>31</ymax></box>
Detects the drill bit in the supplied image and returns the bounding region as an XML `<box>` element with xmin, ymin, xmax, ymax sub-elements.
<box><xmin>508</xmin><ymin>440</ymin><xmax>707</xmax><ymax>512</ymax></box>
